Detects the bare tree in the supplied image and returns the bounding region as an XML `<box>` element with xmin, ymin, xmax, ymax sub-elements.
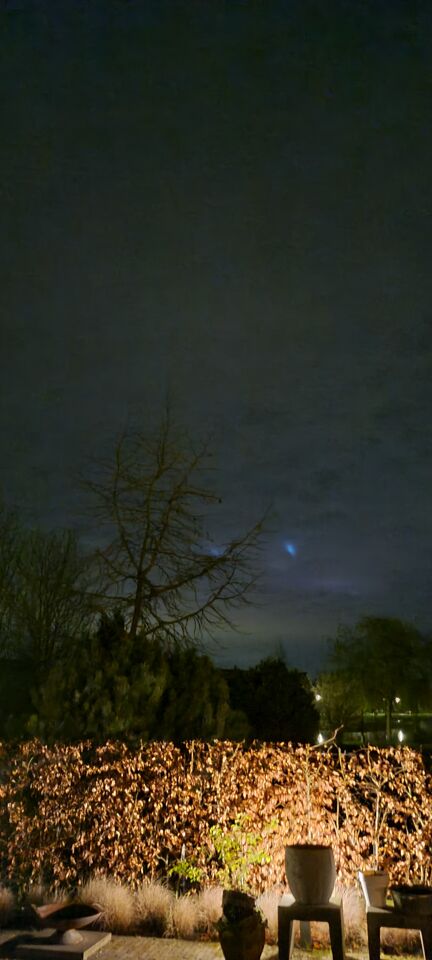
<box><xmin>12</xmin><ymin>528</ymin><xmax>92</xmax><ymax>666</ymax></box>
<box><xmin>84</xmin><ymin>417</ymin><xmax>264</xmax><ymax>645</ymax></box>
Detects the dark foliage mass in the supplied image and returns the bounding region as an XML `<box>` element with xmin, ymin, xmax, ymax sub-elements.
<box><xmin>0</xmin><ymin>615</ymin><xmax>317</xmax><ymax>745</ymax></box>
<box><xmin>225</xmin><ymin>657</ymin><xmax>319</xmax><ymax>743</ymax></box>
<box><xmin>321</xmin><ymin>617</ymin><xmax>432</xmax><ymax>741</ymax></box>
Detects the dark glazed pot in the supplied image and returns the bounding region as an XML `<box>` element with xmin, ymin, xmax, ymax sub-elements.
<box><xmin>219</xmin><ymin>916</ymin><xmax>266</xmax><ymax>960</ymax></box>
<box><xmin>285</xmin><ymin>844</ymin><xmax>336</xmax><ymax>904</ymax></box>
<box><xmin>218</xmin><ymin>890</ymin><xmax>266</xmax><ymax>960</ymax></box>
<box><xmin>391</xmin><ymin>885</ymin><xmax>432</xmax><ymax>915</ymax></box>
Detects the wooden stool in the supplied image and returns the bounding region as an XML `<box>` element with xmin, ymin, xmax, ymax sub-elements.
<box><xmin>278</xmin><ymin>895</ymin><xmax>345</xmax><ymax>960</ymax></box>
<box><xmin>366</xmin><ymin>905</ymin><xmax>432</xmax><ymax>960</ymax></box>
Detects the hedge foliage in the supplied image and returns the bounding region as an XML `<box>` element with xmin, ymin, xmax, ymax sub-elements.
<box><xmin>0</xmin><ymin>740</ymin><xmax>431</xmax><ymax>891</ymax></box>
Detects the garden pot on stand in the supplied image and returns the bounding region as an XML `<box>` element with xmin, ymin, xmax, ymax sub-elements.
<box><xmin>285</xmin><ymin>844</ymin><xmax>336</xmax><ymax>904</ymax></box>
<box><xmin>358</xmin><ymin>870</ymin><xmax>389</xmax><ymax>908</ymax></box>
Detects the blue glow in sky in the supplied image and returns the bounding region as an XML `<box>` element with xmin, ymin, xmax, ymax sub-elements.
<box><xmin>209</xmin><ymin>545</ymin><xmax>224</xmax><ymax>557</ymax></box>
<box><xmin>284</xmin><ymin>542</ymin><xmax>297</xmax><ymax>557</ymax></box>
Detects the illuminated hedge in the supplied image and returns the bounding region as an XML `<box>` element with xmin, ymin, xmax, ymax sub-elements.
<box><xmin>0</xmin><ymin>740</ymin><xmax>430</xmax><ymax>890</ymax></box>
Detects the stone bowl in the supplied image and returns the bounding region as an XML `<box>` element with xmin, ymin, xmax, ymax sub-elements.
<box><xmin>391</xmin><ymin>885</ymin><xmax>432</xmax><ymax>915</ymax></box>
<box><xmin>31</xmin><ymin>902</ymin><xmax>102</xmax><ymax>932</ymax></box>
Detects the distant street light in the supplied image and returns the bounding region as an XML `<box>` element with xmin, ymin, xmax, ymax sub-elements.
<box><xmin>395</xmin><ymin>697</ymin><xmax>401</xmax><ymax>704</ymax></box>
<box><xmin>315</xmin><ymin>693</ymin><xmax>322</xmax><ymax>701</ymax></box>
<box><xmin>398</xmin><ymin>730</ymin><xmax>405</xmax><ymax>743</ymax></box>
<box><xmin>317</xmin><ymin>733</ymin><xmax>324</xmax><ymax>744</ymax></box>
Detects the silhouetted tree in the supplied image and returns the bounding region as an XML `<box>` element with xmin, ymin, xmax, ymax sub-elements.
<box><xmin>31</xmin><ymin>612</ymin><xmax>168</xmax><ymax>741</ymax></box>
<box><xmin>12</xmin><ymin>528</ymin><xmax>92</xmax><ymax>666</ymax></box>
<box><xmin>157</xmin><ymin>646</ymin><xmax>231</xmax><ymax>741</ymax></box>
<box><xmin>226</xmin><ymin>656</ymin><xmax>319</xmax><ymax>743</ymax></box>
<box><xmin>31</xmin><ymin>612</ymin><xmax>236</xmax><ymax>743</ymax></box>
<box><xmin>84</xmin><ymin>415</ymin><xmax>264</xmax><ymax>646</ymax></box>
<box><xmin>327</xmin><ymin>617</ymin><xmax>429</xmax><ymax>741</ymax></box>
<box><xmin>0</xmin><ymin>501</ymin><xmax>91</xmax><ymax>667</ymax></box>
<box><xmin>315</xmin><ymin>669</ymin><xmax>365</xmax><ymax>732</ymax></box>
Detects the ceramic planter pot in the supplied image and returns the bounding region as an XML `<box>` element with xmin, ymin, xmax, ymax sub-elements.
<box><xmin>219</xmin><ymin>915</ymin><xmax>266</xmax><ymax>960</ymax></box>
<box><xmin>285</xmin><ymin>844</ymin><xmax>336</xmax><ymax>904</ymax></box>
<box><xmin>358</xmin><ymin>870</ymin><xmax>389</xmax><ymax>908</ymax></box>
<box><xmin>391</xmin><ymin>884</ymin><xmax>432</xmax><ymax>915</ymax></box>
<box><xmin>218</xmin><ymin>890</ymin><xmax>266</xmax><ymax>960</ymax></box>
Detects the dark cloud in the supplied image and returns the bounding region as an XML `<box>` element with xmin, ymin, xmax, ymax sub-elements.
<box><xmin>2</xmin><ymin>0</ymin><xmax>432</xmax><ymax>669</ymax></box>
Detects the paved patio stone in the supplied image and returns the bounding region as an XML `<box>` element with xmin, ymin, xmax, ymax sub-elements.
<box><xmin>0</xmin><ymin>931</ymin><xmax>374</xmax><ymax>960</ymax></box>
<box><xmin>100</xmin><ymin>936</ymin><xmax>279</xmax><ymax>959</ymax></box>
<box><xmin>0</xmin><ymin>933</ymin><xmax>279</xmax><ymax>960</ymax></box>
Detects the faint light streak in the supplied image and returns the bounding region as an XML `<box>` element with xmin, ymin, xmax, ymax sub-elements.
<box><xmin>284</xmin><ymin>541</ymin><xmax>297</xmax><ymax>557</ymax></box>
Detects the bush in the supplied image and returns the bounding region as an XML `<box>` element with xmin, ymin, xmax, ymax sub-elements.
<box><xmin>0</xmin><ymin>739</ymin><xmax>431</xmax><ymax>891</ymax></box>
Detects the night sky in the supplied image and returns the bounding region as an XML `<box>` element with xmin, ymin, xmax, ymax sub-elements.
<box><xmin>2</xmin><ymin>0</ymin><xmax>432</xmax><ymax>672</ymax></box>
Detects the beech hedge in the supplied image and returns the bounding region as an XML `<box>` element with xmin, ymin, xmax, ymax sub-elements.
<box><xmin>0</xmin><ymin>740</ymin><xmax>431</xmax><ymax>891</ymax></box>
